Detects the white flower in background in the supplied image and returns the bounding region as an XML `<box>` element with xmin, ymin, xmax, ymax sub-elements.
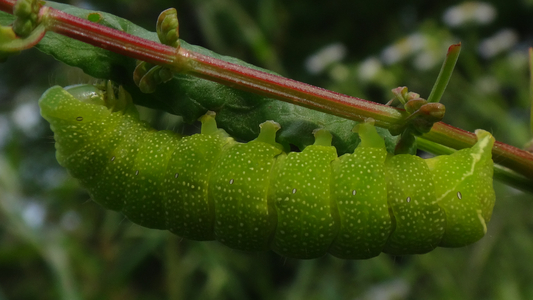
<box><xmin>443</xmin><ymin>2</ymin><xmax>496</xmax><ymax>27</ymax></box>
<box><xmin>22</xmin><ymin>201</ymin><xmax>46</xmax><ymax>229</ymax></box>
<box><xmin>478</xmin><ymin>29</ymin><xmax>518</xmax><ymax>58</ymax></box>
<box><xmin>358</xmin><ymin>57</ymin><xmax>383</xmax><ymax>81</ymax></box>
<box><xmin>12</xmin><ymin>102</ymin><xmax>41</xmax><ymax>137</ymax></box>
<box><xmin>305</xmin><ymin>43</ymin><xmax>347</xmax><ymax>74</ymax></box>
<box><xmin>379</xmin><ymin>30</ymin><xmax>454</xmax><ymax>70</ymax></box>
<box><xmin>380</xmin><ymin>33</ymin><xmax>427</xmax><ymax>65</ymax></box>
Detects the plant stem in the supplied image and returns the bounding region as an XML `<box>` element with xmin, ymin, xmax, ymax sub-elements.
<box><xmin>2</xmin><ymin>0</ymin><xmax>533</xmax><ymax>181</ymax></box>
<box><xmin>174</xmin><ymin>47</ymin><xmax>407</xmax><ymax>128</ymax></box>
<box><xmin>427</xmin><ymin>43</ymin><xmax>461</xmax><ymax>103</ymax></box>
<box><xmin>43</xmin><ymin>6</ymin><xmax>176</xmax><ymax>64</ymax></box>
<box><xmin>0</xmin><ymin>0</ymin><xmax>13</xmax><ymax>13</ymax></box>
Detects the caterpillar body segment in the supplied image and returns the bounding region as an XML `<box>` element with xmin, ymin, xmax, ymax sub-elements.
<box><xmin>126</xmin><ymin>130</ymin><xmax>179</xmax><ymax>229</ymax></box>
<box><xmin>162</xmin><ymin>131</ymin><xmax>230</xmax><ymax>240</ymax></box>
<box><xmin>270</xmin><ymin>130</ymin><xmax>338</xmax><ymax>258</ymax></box>
<box><xmin>90</xmin><ymin>118</ymin><xmax>151</xmax><ymax>211</ymax></box>
<box><xmin>425</xmin><ymin>130</ymin><xmax>496</xmax><ymax>247</ymax></box>
<box><xmin>39</xmin><ymin>85</ymin><xmax>496</xmax><ymax>259</ymax></box>
<box><xmin>209</xmin><ymin>127</ymin><xmax>282</xmax><ymax>251</ymax></box>
<box><xmin>384</xmin><ymin>154</ymin><xmax>446</xmax><ymax>255</ymax></box>
<box><xmin>329</xmin><ymin>123</ymin><xmax>390</xmax><ymax>259</ymax></box>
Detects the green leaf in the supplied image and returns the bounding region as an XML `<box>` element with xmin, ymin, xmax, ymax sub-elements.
<box><xmin>0</xmin><ymin>10</ymin><xmax>15</xmax><ymax>26</ymax></box>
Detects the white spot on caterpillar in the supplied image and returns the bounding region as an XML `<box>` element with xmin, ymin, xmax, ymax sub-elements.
<box><xmin>292</xmin><ymin>188</ymin><xmax>297</xmax><ymax>194</ymax></box>
<box><xmin>76</xmin><ymin>116</ymin><xmax>83</xmax><ymax>121</ymax></box>
<box><xmin>457</xmin><ymin>191</ymin><xmax>462</xmax><ymax>199</ymax></box>
<box><xmin>111</xmin><ymin>156</ymin><xmax>115</xmax><ymax>161</ymax></box>
<box><xmin>175</xmin><ymin>173</ymin><xmax>179</xmax><ymax>179</ymax></box>
<box><xmin>352</xmin><ymin>190</ymin><xmax>357</xmax><ymax>196</ymax></box>
<box><xmin>406</xmin><ymin>197</ymin><xmax>411</xmax><ymax>203</ymax></box>
<box><xmin>135</xmin><ymin>170</ymin><xmax>139</xmax><ymax>176</ymax></box>
<box><xmin>229</xmin><ymin>179</ymin><xmax>234</xmax><ymax>184</ymax></box>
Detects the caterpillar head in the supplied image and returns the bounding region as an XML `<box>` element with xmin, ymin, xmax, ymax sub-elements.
<box><xmin>64</xmin><ymin>84</ymin><xmax>107</xmax><ymax>106</ymax></box>
<box><xmin>39</xmin><ymin>82</ymin><xmax>137</xmax><ymax>126</ymax></box>
<box><xmin>39</xmin><ymin>84</ymin><xmax>111</xmax><ymax>126</ymax></box>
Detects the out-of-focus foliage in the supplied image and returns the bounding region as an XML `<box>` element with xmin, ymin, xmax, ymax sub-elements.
<box><xmin>1</xmin><ymin>1</ymin><xmax>533</xmax><ymax>299</ymax></box>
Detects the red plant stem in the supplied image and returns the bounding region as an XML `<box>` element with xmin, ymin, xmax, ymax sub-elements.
<box><xmin>43</xmin><ymin>7</ymin><xmax>176</xmax><ymax>64</ymax></box>
<box><xmin>2</xmin><ymin>0</ymin><xmax>533</xmax><ymax>179</ymax></box>
<box><xmin>174</xmin><ymin>47</ymin><xmax>406</xmax><ymax>128</ymax></box>
<box><xmin>0</xmin><ymin>0</ymin><xmax>13</xmax><ymax>13</ymax></box>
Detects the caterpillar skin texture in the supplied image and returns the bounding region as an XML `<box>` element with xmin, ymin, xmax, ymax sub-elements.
<box><xmin>39</xmin><ymin>85</ymin><xmax>496</xmax><ymax>259</ymax></box>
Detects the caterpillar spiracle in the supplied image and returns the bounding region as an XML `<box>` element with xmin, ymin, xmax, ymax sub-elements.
<box><xmin>39</xmin><ymin>83</ymin><xmax>496</xmax><ymax>259</ymax></box>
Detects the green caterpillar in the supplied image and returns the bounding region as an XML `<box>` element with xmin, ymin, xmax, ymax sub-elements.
<box><xmin>39</xmin><ymin>83</ymin><xmax>496</xmax><ymax>259</ymax></box>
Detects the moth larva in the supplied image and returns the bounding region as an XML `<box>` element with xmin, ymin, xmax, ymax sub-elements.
<box><xmin>39</xmin><ymin>84</ymin><xmax>496</xmax><ymax>259</ymax></box>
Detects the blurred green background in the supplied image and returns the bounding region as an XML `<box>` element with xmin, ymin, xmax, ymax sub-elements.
<box><xmin>2</xmin><ymin>0</ymin><xmax>533</xmax><ymax>299</ymax></box>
